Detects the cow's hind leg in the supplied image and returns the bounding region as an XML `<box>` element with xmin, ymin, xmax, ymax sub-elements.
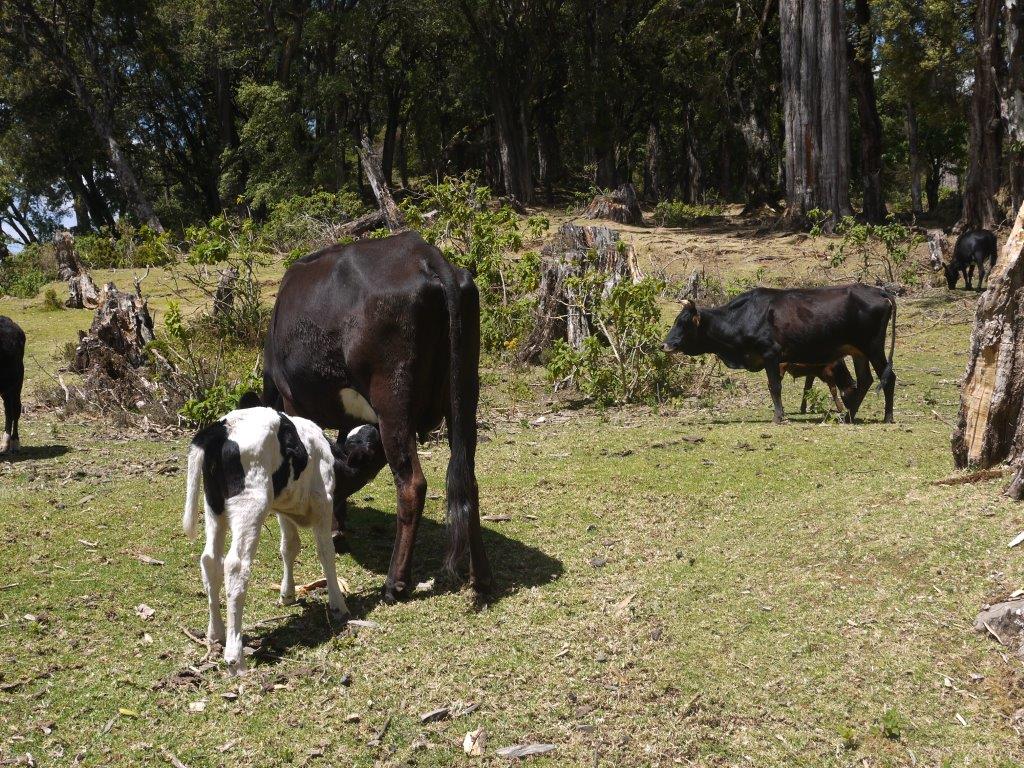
<box><xmin>845</xmin><ymin>356</ymin><xmax>873</xmax><ymax>423</ymax></box>
<box><xmin>870</xmin><ymin>349</ymin><xmax>896</xmax><ymax>423</ymax></box>
<box><xmin>277</xmin><ymin>514</ymin><xmax>300</xmax><ymax>605</ymax></box>
<box><xmin>200</xmin><ymin>506</ymin><xmax>227</xmax><ymax>653</ymax></box>
<box><xmin>965</xmin><ymin>264</ymin><xmax>975</xmax><ymax>290</ymax></box>
<box><xmin>0</xmin><ymin>386</ymin><xmax>20</xmax><ymax>453</ymax></box>
<box><xmin>379</xmin><ymin>420</ymin><xmax>426</xmax><ymax>603</ymax></box>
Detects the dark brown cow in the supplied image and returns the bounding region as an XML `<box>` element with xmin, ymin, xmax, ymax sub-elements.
<box><xmin>663</xmin><ymin>284</ymin><xmax>897</xmax><ymax>423</ymax></box>
<box><xmin>0</xmin><ymin>316</ymin><xmax>25</xmax><ymax>453</ymax></box>
<box><xmin>261</xmin><ymin>231</ymin><xmax>491</xmax><ymax>602</ymax></box>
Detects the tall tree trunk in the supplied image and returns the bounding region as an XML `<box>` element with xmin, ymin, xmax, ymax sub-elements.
<box><xmin>926</xmin><ymin>159</ymin><xmax>941</xmax><ymax>213</ymax></box>
<box><xmin>643</xmin><ymin>123</ymin><xmax>663</xmax><ymax>201</ymax></box>
<box><xmin>1004</xmin><ymin>0</ymin><xmax>1024</xmax><ymax>213</ymax></box>
<box><xmin>906</xmin><ymin>100</ymin><xmax>923</xmax><ymax>215</ymax></box>
<box><xmin>718</xmin><ymin>133</ymin><xmax>732</xmax><ymax>201</ymax></box>
<box><xmin>65</xmin><ymin>172</ymin><xmax>92</xmax><ymax>232</ymax></box>
<box><xmin>397</xmin><ymin>120</ymin><xmax>410</xmax><ymax>188</ymax></box>
<box><xmin>952</xmin><ymin>200</ymin><xmax>1024</xmax><ymax>497</ymax></box>
<box><xmin>83</xmin><ymin>170</ymin><xmax>116</xmax><ymax>229</ymax></box>
<box><xmin>849</xmin><ymin>0</ymin><xmax>886</xmax><ymax>222</ymax></box>
<box><xmin>381</xmin><ymin>89</ymin><xmax>402</xmax><ymax>185</ymax></box>
<box><xmin>960</xmin><ymin>0</ymin><xmax>1004</xmax><ymax>231</ymax></box>
<box><xmin>493</xmin><ymin>91</ymin><xmax>533</xmax><ymax>204</ymax></box>
<box><xmin>684</xmin><ymin>111</ymin><xmax>702</xmax><ymax>203</ymax></box>
<box><xmin>780</xmin><ymin>0</ymin><xmax>853</xmax><ymax>227</ymax></box>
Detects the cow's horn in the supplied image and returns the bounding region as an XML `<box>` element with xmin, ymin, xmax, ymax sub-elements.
<box><xmin>680</xmin><ymin>298</ymin><xmax>694</xmax><ymax>309</ymax></box>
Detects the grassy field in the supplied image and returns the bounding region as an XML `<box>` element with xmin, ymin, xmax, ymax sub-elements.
<box><xmin>2</xmin><ymin>217</ymin><xmax>1023</xmax><ymax>767</ymax></box>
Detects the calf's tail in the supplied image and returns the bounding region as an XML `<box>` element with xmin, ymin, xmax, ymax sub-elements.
<box><xmin>183</xmin><ymin>444</ymin><xmax>203</xmax><ymax>540</ymax></box>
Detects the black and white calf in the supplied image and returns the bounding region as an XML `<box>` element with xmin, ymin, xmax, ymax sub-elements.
<box><xmin>0</xmin><ymin>316</ymin><xmax>25</xmax><ymax>453</ymax></box>
<box><xmin>184</xmin><ymin>407</ymin><xmax>375</xmax><ymax>673</ymax></box>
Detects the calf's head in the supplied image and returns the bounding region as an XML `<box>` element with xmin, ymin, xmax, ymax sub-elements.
<box><xmin>331</xmin><ymin>425</ymin><xmax>387</xmax><ymax>499</ymax></box>
<box><xmin>662</xmin><ymin>300</ymin><xmax>702</xmax><ymax>354</ymax></box>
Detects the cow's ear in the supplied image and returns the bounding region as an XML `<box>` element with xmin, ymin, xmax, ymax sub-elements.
<box><xmin>691</xmin><ymin>311</ymin><xmax>701</xmax><ymax>327</ymax></box>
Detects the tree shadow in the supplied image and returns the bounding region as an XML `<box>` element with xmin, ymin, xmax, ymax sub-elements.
<box><xmin>0</xmin><ymin>444</ymin><xmax>70</xmax><ymax>463</ymax></box>
<box><xmin>251</xmin><ymin>502</ymin><xmax>563</xmax><ymax>664</ymax></box>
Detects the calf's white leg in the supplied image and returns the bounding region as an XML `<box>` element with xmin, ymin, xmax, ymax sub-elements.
<box><xmin>223</xmin><ymin>492</ymin><xmax>268</xmax><ymax>674</ymax></box>
<box><xmin>200</xmin><ymin>507</ymin><xmax>227</xmax><ymax>649</ymax></box>
<box><xmin>314</xmin><ymin>497</ymin><xmax>349</xmax><ymax>621</ymax></box>
<box><xmin>278</xmin><ymin>514</ymin><xmax>300</xmax><ymax>605</ymax></box>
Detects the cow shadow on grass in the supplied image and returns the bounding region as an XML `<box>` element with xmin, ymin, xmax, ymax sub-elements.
<box><xmin>252</xmin><ymin>503</ymin><xmax>563</xmax><ymax>664</ymax></box>
<box><xmin>0</xmin><ymin>444</ymin><xmax>70</xmax><ymax>464</ymax></box>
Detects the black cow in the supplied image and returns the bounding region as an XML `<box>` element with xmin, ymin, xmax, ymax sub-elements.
<box><xmin>944</xmin><ymin>229</ymin><xmax>997</xmax><ymax>291</ymax></box>
<box><xmin>662</xmin><ymin>284</ymin><xmax>896</xmax><ymax>424</ymax></box>
<box><xmin>261</xmin><ymin>231</ymin><xmax>491</xmax><ymax>602</ymax></box>
<box><xmin>0</xmin><ymin>316</ymin><xmax>25</xmax><ymax>453</ymax></box>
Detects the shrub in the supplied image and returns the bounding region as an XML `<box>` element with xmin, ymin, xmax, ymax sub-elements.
<box><xmin>41</xmin><ymin>287</ymin><xmax>63</xmax><ymax>311</ymax></box>
<box><xmin>546</xmin><ymin>276</ymin><xmax>688</xmax><ymax>406</ymax></box>
<box><xmin>402</xmin><ymin>177</ymin><xmax>548</xmax><ymax>354</ymax></box>
<box><xmin>262</xmin><ymin>190</ymin><xmax>366</xmax><ymax>256</ymax></box>
<box><xmin>810</xmin><ymin>210</ymin><xmax>923</xmax><ymax>285</ymax></box>
<box><xmin>652</xmin><ymin>200</ymin><xmax>725</xmax><ymax>227</ymax></box>
<box><xmin>76</xmin><ymin>223</ymin><xmax>175</xmax><ymax>268</ymax></box>
<box><xmin>179</xmin><ymin>370</ymin><xmax>263</xmax><ymax>427</ymax></box>
<box><xmin>0</xmin><ymin>243</ymin><xmax>57</xmax><ymax>298</ymax></box>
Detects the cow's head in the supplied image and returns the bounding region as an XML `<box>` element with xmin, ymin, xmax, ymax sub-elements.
<box><xmin>943</xmin><ymin>261</ymin><xmax>958</xmax><ymax>289</ymax></box>
<box><xmin>662</xmin><ymin>299</ymin><xmax>702</xmax><ymax>354</ymax></box>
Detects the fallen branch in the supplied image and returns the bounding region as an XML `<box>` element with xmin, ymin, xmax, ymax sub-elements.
<box><xmin>930</xmin><ymin>467</ymin><xmax>1008</xmax><ymax>486</ymax></box>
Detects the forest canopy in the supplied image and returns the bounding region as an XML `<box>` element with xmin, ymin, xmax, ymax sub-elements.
<box><xmin>0</xmin><ymin>0</ymin><xmax>1019</xmax><ymax>245</ymax></box>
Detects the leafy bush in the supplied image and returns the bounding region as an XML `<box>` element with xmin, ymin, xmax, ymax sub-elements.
<box><xmin>810</xmin><ymin>210</ymin><xmax>923</xmax><ymax>284</ymax></box>
<box><xmin>41</xmin><ymin>287</ymin><xmax>63</xmax><ymax>311</ymax></box>
<box><xmin>76</xmin><ymin>223</ymin><xmax>175</xmax><ymax>268</ymax></box>
<box><xmin>262</xmin><ymin>190</ymin><xmax>366</xmax><ymax>256</ymax></box>
<box><xmin>0</xmin><ymin>243</ymin><xmax>57</xmax><ymax>298</ymax></box>
<box><xmin>546</xmin><ymin>276</ymin><xmax>687</xmax><ymax>406</ymax></box>
<box><xmin>652</xmin><ymin>200</ymin><xmax>725</xmax><ymax>227</ymax></box>
<box><xmin>179</xmin><ymin>371</ymin><xmax>262</xmax><ymax>427</ymax></box>
<box><xmin>402</xmin><ymin>177</ymin><xmax>548</xmax><ymax>354</ymax></box>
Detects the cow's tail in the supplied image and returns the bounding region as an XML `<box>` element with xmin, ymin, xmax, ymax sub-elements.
<box><xmin>183</xmin><ymin>444</ymin><xmax>204</xmax><ymax>540</ymax></box>
<box><xmin>877</xmin><ymin>290</ymin><xmax>897</xmax><ymax>391</ymax></box>
<box><xmin>432</xmin><ymin>255</ymin><xmax>480</xmax><ymax>576</ymax></box>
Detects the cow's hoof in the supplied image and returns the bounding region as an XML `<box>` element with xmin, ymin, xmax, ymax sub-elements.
<box><xmin>332</xmin><ymin>531</ymin><xmax>348</xmax><ymax>554</ymax></box>
<box><xmin>772</xmin><ymin>417</ymin><xmax>787</xmax><ymax>425</ymax></box>
<box><xmin>883</xmin><ymin>415</ymin><xmax>895</xmax><ymax>424</ymax></box>
<box><xmin>381</xmin><ymin>581</ymin><xmax>408</xmax><ymax>604</ymax></box>
<box><xmin>329</xmin><ymin>606</ymin><xmax>350</xmax><ymax>625</ymax></box>
<box><xmin>9</xmin><ymin>439</ymin><xmax>18</xmax><ymax>453</ymax></box>
<box><xmin>471</xmin><ymin>569</ymin><xmax>494</xmax><ymax>595</ymax></box>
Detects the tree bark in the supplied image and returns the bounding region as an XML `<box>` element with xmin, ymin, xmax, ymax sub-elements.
<box><xmin>926</xmin><ymin>159</ymin><xmax>941</xmax><ymax>213</ymax></box>
<box><xmin>1004</xmin><ymin>0</ymin><xmax>1024</xmax><ymax>213</ymax></box>
<box><xmin>355</xmin><ymin>137</ymin><xmax>405</xmax><ymax>231</ymax></box>
<box><xmin>952</xmin><ymin>200</ymin><xmax>1024</xmax><ymax>498</ymax></box>
<box><xmin>906</xmin><ymin>100</ymin><xmax>923</xmax><ymax>215</ymax></box>
<box><xmin>493</xmin><ymin>90</ymin><xmax>533</xmax><ymax>204</ymax></box>
<box><xmin>54</xmin><ymin>231</ymin><xmax>100</xmax><ymax>309</ymax></box>
<box><xmin>780</xmin><ymin>0</ymin><xmax>852</xmax><ymax>227</ymax></box>
<box><xmin>583</xmin><ymin>183</ymin><xmax>644</xmax><ymax>225</ymax></box>
<box><xmin>643</xmin><ymin>123</ymin><xmax>664</xmax><ymax>201</ymax></box>
<box><xmin>519</xmin><ymin>224</ymin><xmax>643</xmax><ymax>364</ymax></box>
<box><xmin>849</xmin><ymin>0</ymin><xmax>886</xmax><ymax>222</ymax></box>
<box><xmin>960</xmin><ymin>0</ymin><xmax>1004</xmax><ymax>231</ymax></box>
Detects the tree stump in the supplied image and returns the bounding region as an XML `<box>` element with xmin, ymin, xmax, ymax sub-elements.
<box><xmin>925</xmin><ymin>229</ymin><xmax>949</xmax><ymax>272</ymax></box>
<box><xmin>72</xmin><ymin>282</ymin><xmax>156</xmax><ymax>374</ymax></box>
<box><xmin>583</xmin><ymin>183</ymin><xmax>644</xmax><ymax>226</ymax></box>
<box><xmin>519</xmin><ymin>224</ymin><xmax>642</xmax><ymax>363</ymax></box>
<box><xmin>952</xmin><ymin>200</ymin><xmax>1024</xmax><ymax>497</ymax></box>
<box><xmin>54</xmin><ymin>230</ymin><xmax>100</xmax><ymax>309</ymax></box>
<box><xmin>213</xmin><ymin>267</ymin><xmax>238</xmax><ymax>317</ymax></box>
<box><xmin>356</xmin><ymin>136</ymin><xmax>405</xmax><ymax>232</ymax></box>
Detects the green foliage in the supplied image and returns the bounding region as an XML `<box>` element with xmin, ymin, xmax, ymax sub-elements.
<box><xmin>262</xmin><ymin>191</ymin><xmax>366</xmax><ymax>255</ymax></box>
<box><xmin>179</xmin><ymin>369</ymin><xmax>263</xmax><ymax>428</ymax></box>
<box><xmin>546</xmin><ymin>276</ymin><xmax>687</xmax><ymax>406</ymax></box>
<box><xmin>810</xmin><ymin>211</ymin><xmax>923</xmax><ymax>284</ymax></box>
<box><xmin>879</xmin><ymin>707</ymin><xmax>904</xmax><ymax>741</ymax></box>
<box><xmin>0</xmin><ymin>243</ymin><xmax>56</xmax><ymax>298</ymax></box>
<box><xmin>76</xmin><ymin>224</ymin><xmax>175</xmax><ymax>269</ymax></box>
<box><xmin>41</xmin><ymin>287</ymin><xmax>63</xmax><ymax>311</ymax></box>
<box><xmin>652</xmin><ymin>200</ymin><xmax>725</xmax><ymax>227</ymax></box>
<box><xmin>403</xmin><ymin>177</ymin><xmax>546</xmax><ymax>354</ymax></box>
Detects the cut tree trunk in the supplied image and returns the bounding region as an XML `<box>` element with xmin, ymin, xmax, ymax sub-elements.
<box><xmin>213</xmin><ymin>267</ymin><xmax>238</xmax><ymax>317</ymax></box>
<box><xmin>925</xmin><ymin>229</ymin><xmax>949</xmax><ymax>272</ymax></box>
<box><xmin>356</xmin><ymin>136</ymin><xmax>405</xmax><ymax>232</ymax></box>
<box><xmin>518</xmin><ymin>224</ymin><xmax>642</xmax><ymax>364</ymax></box>
<box><xmin>583</xmin><ymin>183</ymin><xmax>644</xmax><ymax>226</ymax></box>
<box><xmin>959</xmin><ymin>0</ymin><xmax>1004</xmax><ymax>232</ymax></box>
<box><xmin>53</xmin><ymin>230</ymin><xmax>100</xmax><ymax>309</ymax></box>
<box><xmin>780</xmin><ymin>0</ymin><xmax>852</xmax><ymax>226</ymax></box>
<box><xmin>952</xmin><ymin>200</ymin><xmax>1024</xmax><ymax>498</ymax></box>
<box><xmin>72</xmin><ymin>282</ymin><xmax>156</xmax><ymax>374</ymax></box>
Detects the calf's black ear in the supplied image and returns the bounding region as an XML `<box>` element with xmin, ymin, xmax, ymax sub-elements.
<box><xmin>237</xmin><ymin>391</ymin><xmax>263</xmax><ymax>409</ymax></box>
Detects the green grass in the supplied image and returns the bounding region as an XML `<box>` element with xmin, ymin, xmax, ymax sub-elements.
<box><xmin>1</xmin><ymin>255</ymin><xmax>1023</xmax><ymax>766</ymax></box>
